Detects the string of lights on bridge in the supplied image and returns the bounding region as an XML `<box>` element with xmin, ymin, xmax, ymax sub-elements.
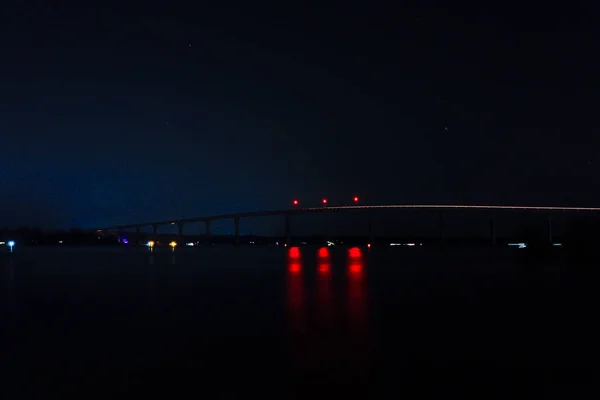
<box><xmin>292</xmin><ymin>196</ymin><xmax>360</xmax><ymax>207</ymax></box>
<box><xmin>290</xmin><ymin>196</ymin><xmax>600</xmax><ymax>211</ymax></box>
<box><xmin>91</xmin><ymin>197</ymin><xmax>600</xmax><ymax>233</ymax></box>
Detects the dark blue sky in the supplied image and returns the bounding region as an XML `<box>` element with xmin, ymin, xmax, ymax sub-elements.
<box><xmin>1</xmin><ymin>2</ymin><xmax>599</xmax><ymax>229</ymax></box>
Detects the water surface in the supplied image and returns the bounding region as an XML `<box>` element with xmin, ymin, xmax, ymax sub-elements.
<box><xmin>1</xmin><ymin>246</ymin><xmax>596</xmax><ymax>398</ymax></box>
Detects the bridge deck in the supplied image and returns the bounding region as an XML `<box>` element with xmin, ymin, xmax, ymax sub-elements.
<box><xmin>96</xmin><ymin>204</ymin><xmax>600</xmax><ymax>231</ymax></box>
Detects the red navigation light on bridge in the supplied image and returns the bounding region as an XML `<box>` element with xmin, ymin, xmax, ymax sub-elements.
<box><xmin>322</xmin><ymin>198</ymin><xmax>328</xmax><ymax>206</ymax></box>
<box><xmin>293</xmin><ymin>199</ymin><xmax>299</xmax><ymax>206</ymax></box>
<box><xmin>353</xmin><ymin>196</ymin><xmax>359</xmax><ymax>203</ymax></box>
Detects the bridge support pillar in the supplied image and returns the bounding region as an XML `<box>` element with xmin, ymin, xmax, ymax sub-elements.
<box><xmin>285</xmin><ymin>214</ymin><xmax>291</xmax><ymax>246</ymax></box>
<box><xmin>205</xmin><ymin>220</ymin><xmax>211</xmax><ymax>245</ymax></box>
<box><xmin>368</xmin><ymin>212</ymin><xmax>374</xmax><ymax>245</ymax></box>
<box><xmin>178</xmin><ymin>223</ymin><xmax>184</xmax><ymax>237</ymax></box>
<box><xmin>548</xmin><ymin>216</ymin><xmax>553</xmax><ymax>244</ymax></box>
<box><xmin>152</xmin><ymin>224</ymin><xmax>159</xmax><ymax>236</ymax></box>
<box><xmin>438</xmin><ymin>212</ymin><xmax>445</xmax><ymax>245</ymax></box>
<box><xmin>135</xmin><ymin>226</ymin><xmax>141</xmax><ymax>245</ymax></box>
<box><xmin>234</xmin><ymin>217</ymin><xmax>240</xmax><ymax>245</ymax></box>
<box><xmin>490</xmin><ymin>219</ymin><xmax>496</xmax><ymax>245</ymax></box>
<box><xmin>118</xmin><ymin>228</ymin><xmax>124</xmax><ymax>242</ymax></box>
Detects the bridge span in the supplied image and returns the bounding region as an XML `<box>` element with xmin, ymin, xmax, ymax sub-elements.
<box><xmin>95</xmin><ymin>204</ymin><xmax>600</xmax><ymax>245</ymax></box>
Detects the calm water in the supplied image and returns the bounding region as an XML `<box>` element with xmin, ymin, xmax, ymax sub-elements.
<box><xmin>1</xmin><ymin>246</ymin><xmax>597</xmax><ymax>398</ymax></box>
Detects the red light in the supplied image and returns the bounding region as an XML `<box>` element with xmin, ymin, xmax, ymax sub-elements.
<box><xmin>293</xmin><ymin>199</ymin><xmax>299</xmax><ymax>206</ymax></box>
<box><xmin>289</xmin><ymin>247</ymin><xmax>301</xmax><ymax>259</ymax></box>
<box><xmin>353</xmin><ymin>196</ymin><xmax>359</xmax><ymax>203</ymax></box>
<box><xmin>322</xmin><ymin>198</ymin><xmax>328</xmax><ymax>205</ymax></box>
<box><xmin>318</xmin><ymin>247</ymin><xmax>330</xmax><ymax>258</ymax></box>
<box><xmin>348</xmin><ymin>247</ymin><xmax>364</xmax><ymax>274</ymax></box>
<box><xmin>349</xmin><ymin>247</ymin><xmax>362</xmax><ymax>258</ymax></box>
<box><xmin>349</xmin><ymin>263</ymin><xmax>363</xmax><ymax>274</ymax></box>
<box><xmin>288</xmin><ymin>262</ymin><xmax>302</xmax><ymax>274</ymax></box>
<box><xmin>318</xmin><ymin>262</ymin><xmax>331</xmax><ymax>274</ymax></box>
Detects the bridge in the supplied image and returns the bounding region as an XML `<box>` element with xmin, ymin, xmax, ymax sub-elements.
<box><xmin>95</xmin><ymin>204</ymin><xmax>600</xmax><ymax>245</ymax></box>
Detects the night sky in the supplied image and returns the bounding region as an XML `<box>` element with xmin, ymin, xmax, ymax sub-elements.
<box><xmin>1</xmin><ymin>2</ymin><xmax>599</xmax><ymax>229</ymax></box>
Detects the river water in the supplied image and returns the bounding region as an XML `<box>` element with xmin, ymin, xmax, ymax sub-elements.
<box><xmin>1</xmin><ymin>246</ymin><xmax>597</xmax><ymax>398</ymax></box>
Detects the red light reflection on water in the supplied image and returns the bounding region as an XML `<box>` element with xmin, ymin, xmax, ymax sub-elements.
<box><xmin>317</xmin><ymin>249</ymin><xmax>333</xmax><ymax>332</ymax></box>
<box><xmin>318</xmin><ymin>262</ymin><xmax>331</xmax><ymax>274</ymax></box>
<box><xmin>318</xmin><ymin>247</ymin><xmax>330</xmax><ymax>258</ymax></box>
<box><xmin>349</xmin><ymin>263</ymin><xmax>363</xmax><ymax>274</ymax></box>
<box><xmin>286</xmin><ymin>248</ymin><xmax>306</xmax><ymax>338</ymax></box>
<box><xmin>288</xmin><ymin>262</ymin><xmax>302</xmax><ymax>274</ymax></box>
<box><xmin>346</xmin><ymin>246</ymin><xmax>370</xmax><ymax>379</ymax></box>
<box><xmin>349</xmin><ymin>247</ymin><xmax>362</xmax><ymax>259</ymax></box>
<box><xmin>317</xmin><ymin>247</ymin><xmax>331</xmax><ymax>274</ymax></box>
<box><xmin>347</xmin><ymin>248</ymin><xmax>367</xmax><ymax>330</ymax></box>
<box><xmin>289</xmin><ymin>246</ymin><xmax>301</xmax><ymax>259</ymax></box>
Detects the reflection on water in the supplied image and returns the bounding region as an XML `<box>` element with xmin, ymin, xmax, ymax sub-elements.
<box><xmin>317</xmin><ymin>247</ymin><xmax>329</xmax><ymax>259</ymax></box>
<box><xmin>347</xmin><ymin>247</ymin><xmax>367</xmax><ymax>323</ymax></box>
<box><xmin>286</xmin><ymin>247</ymin><xmax>369</xmax><ymax>335</ymax></box>
<box><xmin>347</xmin><ymin>247</ymin><xmax>369</xmax><ymax>363</ymax></box>
<box><xmin>2</xmin><ymin>255</ymin><xmax>16</xmax><ymax>314</ymax></box>
<box><xmin>286</xmin><ymin>247</ymin><xmax>306</xmax><ymax>337</ymax></box>
<box><xmin>289</xmin><ymin>246</ymin><xmax>301</xmax><ymax>259</ymax></box>
<box><xmin>316</xmin><ymin>247</ymin><xmax>333</xmax><ymax>331</ymax></box>
<box><xmin>8</xmin><ymin>255</ymin><xmax>15</xmax><ymax>281</ymax></box>
<box><xmin>286</xmin><ymin>246</ymin><xmax>371</xmax><ymax>385</ymax></box>
<box><xmin>3</xmin><ymin>247</ymin><xmax>594</xmax><ymax>396</ymax></box>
